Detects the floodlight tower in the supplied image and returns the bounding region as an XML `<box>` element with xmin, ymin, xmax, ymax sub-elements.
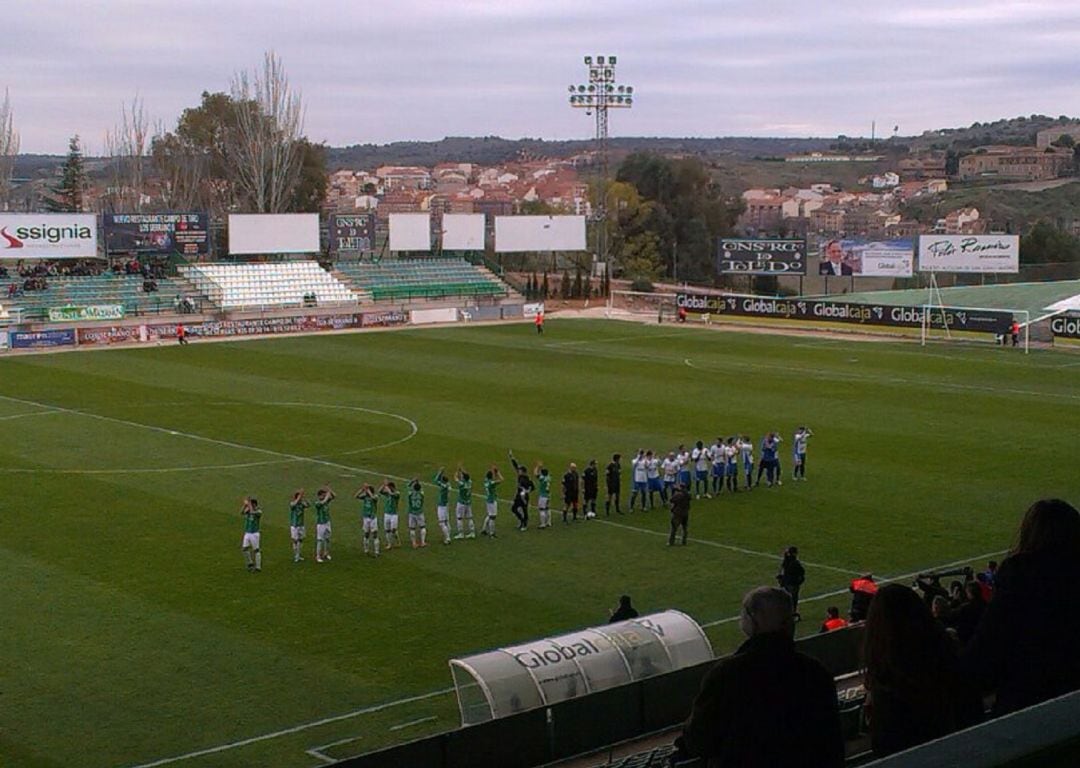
<box><xmin>568</xmin><ymin>55</ymin><xmax>634</xmax><ymax>183</ymax></box>
<box><xmin>568</xmin><ymin>55</ymin><xmax>633</xmax><ymax>283</ymax></box>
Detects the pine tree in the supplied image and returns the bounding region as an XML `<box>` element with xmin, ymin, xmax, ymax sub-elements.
<box><xmin>583</xmin><ymin>271</ymin><xmax>593</xmax><ymax>299</ymax></box>
<box><xmin>531</xmin><ymin>271</ymin><xmax>539</xmax><ymax>301</ymax></box>
<box><xmin>45</xmin><ymin>135</ymin><xmax>88</xmax><ymax>212</ymax></box>
<box><xmin>560</xmin><ymin>269</ymin><xmax>571</xmax><ymax>299</ymax></box>
<box><xmin>542</xmin><ymin>271</ymin><xmax>549</xmax><ymax>300</ymax></box>
<box><xmin>572</xmin><ymin>267</ymin><xmax>583</xmax><ymax>299</ymax></box>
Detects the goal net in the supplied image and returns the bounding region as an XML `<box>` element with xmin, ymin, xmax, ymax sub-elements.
<box><xmin>607</xmin><ymin>290</ymin><xmax>680</xmax><ymax>323</ymax></box>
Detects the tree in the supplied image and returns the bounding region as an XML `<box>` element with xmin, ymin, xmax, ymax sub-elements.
<box><xmin>541</xmin><ymin>271</ymin><xmax>549</xmax><ymax>300</ymax></box>
<box><xmin>229</xmin><ymin>51</ymin><xmax>305</xmax><ymax>213</ymax></box>
<box><xmin>0</xmin><ymin>88</ymin><xmax>18</xmax><ymax>209</ymax></box>
<box><xmin>572</xmin><ymin>266</ymin><xmax>583</xmax><ymax>299</ymax></box>
<box><xmin>104</xmin><ymin>95</ymin><xmax>150</xmax><ymax>212</ymax></box>
<box><xmin>560</xmin><ymin>269</ymin><xmax>571</xmax><ymax>299</ymax></box>
<box><xmin>1020</xmin><ymin>221</ymin><xmax>1080</xmax><ymax>264</ymax></box>
<box><xmin>1052</xmin><ymin>134</ymin><xmax>1075</xmax><ymax>149</ymax></box>
<box><xmin>45</xmin><ymin>136</ymin><xmax>88</xmax><ymax>212</ymax></box>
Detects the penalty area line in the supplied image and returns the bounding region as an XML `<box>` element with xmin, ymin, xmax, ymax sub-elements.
<box><xmin>125</xmin><ymin>687</ymin><xmax>455</xmax><ymax>768</ymax></box>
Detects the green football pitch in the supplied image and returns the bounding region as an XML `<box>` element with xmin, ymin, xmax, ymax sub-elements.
<box><xmin>2</xmin><ymin>318</ymin><xmax>1077</xmax><ymax>768</ymax></box>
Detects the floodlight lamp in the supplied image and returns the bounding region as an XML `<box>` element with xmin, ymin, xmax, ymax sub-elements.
<box><xmin>626</xmin><ymin>97</ymin><xmax>633</xmax><ymax>105</ymax></box>
<box><xmin>588</xmin><ymin>84</ymin><xmax>595</xmax><ymax>92</ymax></box>
<box><xmin>609</xmin><ymin>56</ymin><xmax>617</xmax><ymax>65</ymax></box>
<box><xmin>626</xmin><ymin>86</ymin><xmax>633</xmax><ymax>94</ymax></box>
<box><xmin>584</xmin><ymin>56</ymin><xmax>592</xmax><ymax>65</ymax></box>
<box><xmin>578</xmin><ymin>85</ymin><xmax>586</xmax><ymax>92</ymax></box>
<box><xmin>568</xmin><ymin>85</ymin><xmax>575</xmax><ymax>92</ymax></box>
<box><xmin>618</xmin><ymin>85</ymin><xmax>625</xmax><ymax>93</ymax></box>
<box><xmin>598</xmin><ymin>56</ymin><xmax>605</xmax><ymax>65</ymax></box>
<box><xmin>605</xmin><ymin>69</ymin><xmax>612</xmax><ymax>78</ymax></box>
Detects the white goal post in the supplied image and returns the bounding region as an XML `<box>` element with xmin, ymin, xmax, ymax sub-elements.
<box><xmin>607</xmin><ymin>290</ymin><xmax>680</xmax><ymax>322</ymax></box>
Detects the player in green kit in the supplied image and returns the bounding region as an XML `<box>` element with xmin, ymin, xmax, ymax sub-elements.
<box><xmin>241</xmin><ymin>496</ymin><xmax>262</xmax><ymax>572</ymax></box>
<box><xmin>378</xmin><ymin>480</ymin><xmax>401</xmax><ymax>550</ymax></box>
<box><xmin>288</xmin><ymin>489</ymin><xmax>309</xmax><ymax>563</ymax></box>
<box><xmin>407</xmin><ymin>479</ymin><xmax>428</xmax><ymax>548</ymax></box>
<box><xmin>356</xmin><ymin>483</ymin><xmax>380</xmax><ymax>557</ymax></box>
<box><xmin>434</xmin><ymin>468</ymin><xmax>452</xmax><ymax>545</ymax></box>
<box><xmin>454</xmin><ymin>466</ymin><xmax>476</xmax><ymax>539</ymax></box>
<box><xmin>534</xmin><ymin>463</ymin><xmax>553</xmax><ymax>529</ymax></box>
<box><xmin>314</xmin><ymin>487</ymin><xmax>335</xmax><ymax>563</ymax></box>
<box><xmin>480</xmin><ymin>465</ymin><xmax>503</xmax><ymax>538</ymax></box>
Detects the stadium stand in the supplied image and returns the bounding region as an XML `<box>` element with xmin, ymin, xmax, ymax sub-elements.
<box><xmin>179</xmin><ymin>261</ymin><xmax>357</xmax><ymax>310</ymax></box>
<box><xmin>334</xmin><ymin>258</ymin><xmax>510</xmax><ymax>301</ymax></box>
<box><xmin>3</xmin><ymin>272</ymin><xmax>197</xmax><ymax>320</ymax></box>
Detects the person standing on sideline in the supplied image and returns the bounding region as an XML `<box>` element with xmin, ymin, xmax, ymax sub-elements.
<box><xmin>1010</xmin><ymin>320</ymin><xmax>1020</xmax><ymax>347</ymax></box>
<box><xmin>668</xmin><ymin>483</ymin><xmax>691</xmax><ymax>546</ymax></box>
<box><xmin>508</xmin><ymin>452</ymin><xmax>535</xmax><ymax>530</ymax></box>
<box><xmin>176</xmin><ymin>322</ymin><xmax>188</xmax><ymax>345</ymax></box>
<box><xmin>406</xmin><ymin>479</ymin><xmax>428</xmax><ymax>548</ymax></box>
<box><xmin>314</xmin><ymin>487</ymin><xmax>335</xmax><ymax>563</ymax></box>
<box><xmin>582</xmin><ymin>459</ymin><xmax>599</xmax><ymax>518</ymax></box>
<box><xmin>609</xmin><ymin>594</ymin><xmax>640</xmax><ymax>623</ymax></box>
<box><xmin>241</xmin><ymin>496</ymin><xmax>262</xmax><ymax>572</ymax></box>
<box><xmin>288</xmin><ymin>489</ymin><xmax>309</xmax><ymax>563</ymax></box>
<box><xmin>605</xmin><ymin>453</ymin><xmax>623</xmax><ymax>515</ymax></box>
<box><xmin>356</xmin><ymin>483</ymin><xmax>380</xmax><ymax>557</ymax></box>
<box><xmin>433</xmin><ymin>468</ymin><xmax>453</xmax><ymax>545</ymax></box>
<box><xmin>535</xmin><ymin>308</ymin><xmax>545</xmax><ymax>335</ymax></box>
<box><xmin>793</xmin><ymin>426</ymin><xmax>813</xmax><ymax>481</ymax></box>
<box><xmin>777</xmin><ymin>546</ymin><xmax>807</xmax><ymax>621</ymax></box>
<box><xmin>562</xmin><ymin>462</ymin><xmax>581</xmax><ymax>523</ymax></box>
<box><xmin>481</xmin><ymin>465</ymin><xmax>503</xmax><ymax>537</ymax></box>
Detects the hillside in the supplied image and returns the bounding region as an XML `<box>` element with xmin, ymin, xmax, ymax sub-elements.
<box><xmin>910</xmin><ymin>114</ymin><xmax>1080</xmax><ymax>151</ymax></box>
<box><xmin>901</xmin><ymin>179</ymin><xmax>1080</xmax><ymax>231</ymax></box>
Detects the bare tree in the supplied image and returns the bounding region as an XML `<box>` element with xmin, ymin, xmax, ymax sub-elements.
<box><xmin>228</xmin><ymin>51</ymin><xmax>304</xmax><ymax>213</ymax></box>
<box><xmin>104</xmin><ymin>95</ymin><xmax>150</xmax><ymax>212</ymax></box>
<box><xmin>151</xmin><ymin>119</ymin><xmax>209</xmax><ymax>213</ymax></box>
<box><xmin>0</xmin><ymin>88</ymin><xmax>19</xmax><ymax>210</ymax></box>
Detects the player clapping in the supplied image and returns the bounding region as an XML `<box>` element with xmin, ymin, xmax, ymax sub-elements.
<box><xmin>356</xmin><ymin>483</ymin><xmax>380</xmax><ymax>557</ymax></box>
<box><xmin>288</xmin><ymin>489</ymin><xmax>309</xmax><ymax>562</ymax></box>
<box><xmin>378</xmin><ymin>480</ymin><xmax>401</xmax><ymax>550</ymax></box>
<box><xmin>314</xmin><ymin>487</ymin><xmax>335</xmax><ymax>563</ymax></box>
<box><xmin>241</xmin><ymin>496</ymin><xmax>262</xmax><ymax>572</ymax></box>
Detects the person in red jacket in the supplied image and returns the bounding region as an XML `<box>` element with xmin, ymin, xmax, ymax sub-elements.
<box><xmin>534</xmin><ymin>310</ymin><xmax>544</xmax><ymax>335</ymax></box>
<box><xmin>176</xmin><ymin>323</ymin><xmax>188</xmax><ymax>345</ymax></box>
<box><xmin>820</xmin><ymin>606</ymin><xmax>849</xmax><ymax>633</ymax></box>
<box><xmin>850</xmin><ymin>573</ymin><xmax>878</xmax><ymax>622</ymax></box>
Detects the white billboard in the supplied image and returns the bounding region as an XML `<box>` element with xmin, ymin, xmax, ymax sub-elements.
<box><xmin>918</xmin><ymin>235</ymin><xmax>1020</xmax><ymax>273</ymax></box>
<box><xmin>442</xmin><ymin>214</ymin><xmax>485</xmax><ymax>251</ymax></box>
<box><xmin>495</xmin><ymin>215</ymin><xmax>586</xmax><ymax>253</ymax></box>
<box><xmin>389</xmin><ymin>213</ymin><xmax>432</xmax><ymax>252</ymax></box>
<box><xmin>0</xmin><ymin>214</ymin><xmax>98</xmax><ymax>259</ymax></box>
<box><xmin>228</xmin><ymin>214</ymin><xmax>319</xmax><ymax>255</ymax></box>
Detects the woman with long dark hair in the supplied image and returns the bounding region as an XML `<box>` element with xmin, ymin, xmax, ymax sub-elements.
<box><xmin>863</xmin><ymin>584</ymin><xmax>983</xmax><ymax>756</ymax></box>
<box><xmin>963</xmin><ymin>498</ymin><xmax>1080</xmax><ymax>715</ymax></box>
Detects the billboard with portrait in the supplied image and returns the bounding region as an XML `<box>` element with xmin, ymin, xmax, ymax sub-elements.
<box><xmin>818</xmin><ymin>239</ymin><xmax>914</xmax><ymax>277</ymax></box>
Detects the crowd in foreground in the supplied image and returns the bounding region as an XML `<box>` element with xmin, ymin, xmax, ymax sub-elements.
<box><xmin>672</xmin><ymin>498</ymin><xmax>1080</xmax><ymax>766</ymax></box>
<box><xmin>237</xmin><ymin>429</ymin><xmax>814</xmax><ymax>568</ymax></box>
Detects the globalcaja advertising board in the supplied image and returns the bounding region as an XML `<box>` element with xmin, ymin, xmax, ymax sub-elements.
<box><xmin>1051</xmin><ymin>313</ymin><xmax>1080</xmax><ymax>340</ymax></box>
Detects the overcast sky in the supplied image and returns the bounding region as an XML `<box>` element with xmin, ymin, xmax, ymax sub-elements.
<box><xmin>5</xmin><ymin>0</ymin><xmax>1080</xmax><ymax>155</ymax></box>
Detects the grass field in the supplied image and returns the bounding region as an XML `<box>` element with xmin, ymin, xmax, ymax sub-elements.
<box><xmin>2</xmin><ymin>318</ymin><xmax>1078</xmax><ymax>768</ymax></box>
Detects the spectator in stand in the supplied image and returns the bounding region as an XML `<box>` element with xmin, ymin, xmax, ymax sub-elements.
<box><xmin>608</xmin><ymin>594</ymin><xmax>639</xmax><ymax>623</ymax></box>
<box><xmin>675</xmin><ymin>586</ymin><xmax>844</xmax><ymax>768</ymax></box>
<box><xmin>950</xmin><ymin>581</ymin><xmax>986</xmax><ymax>646</ymax></box>
<box><xmin>930</xmin><ymin>596</ymin><xmax>952</xmax><ymax>632</ymax></box>
<box><xmin>820</xmin><ymin>606</ymin><xmax>848</xmax><ymax>633</ymax></box>
<box><xmin>862</xmin><ymin>584</ymin><xmax>983</xmax><ymax>757</ymax></box>
<box><xmin>849</xmin><ymin>573</ymin><xmax>878</xmax><ymax>622</ymax></box>
<box><xmin>777</xmin><ymin>546</ymin><xmax>806</xmax><ymax>621</ymax></box>
<box><xmin>963</xmin><ymin>498</ymin><xmax>1080</xmax><ymax>716</ymax></box>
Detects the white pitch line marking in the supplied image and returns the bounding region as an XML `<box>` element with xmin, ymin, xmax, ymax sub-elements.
<box><xmin>700</xmin><ymin>548</ymin><xmax>1009</xmax><ymax>628</ymax></box>
<box><xmin>389</xmin><ymin>715</ymin><xmax>437</xmax><ymax>732</ymax></box>
<box><xmin>0</xmin><ymin>409</ymin><xmax>63</xmax><ymax>421</ymax></box>
<box><xmin>124</xmin><ymin>687</ymin><xmax>454</xmax><ymax>768</ymax></box>
<box><xmin>0</xmin><ymin>400</ymin><xmax>418</xmax><ymax>476</ymax></box>
<box><xmin>596</xmin><ymin>518</ymin><xmax>858</xmax><ymax>576</ymax></box>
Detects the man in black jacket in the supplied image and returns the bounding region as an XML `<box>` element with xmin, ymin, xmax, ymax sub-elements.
<box><xmin>561</xmin><ymin>463</ymin><xmax>580</xmax><ymax>523</ymax></box>
<box><xmin>604</xmin><ymin>453</ymin><xmax>622</xmax><ymax>515</ymax></box>
<box><xmin>582</xmin><ymin>459</ymin><xmax>599</xmax><ymax>518</ymax></box>
<box><xmin>668</xmin><ymin>483</ymin><xmax>691</xmax><ymax>546</ymax></box>
<box><xmin>777</xmin><ymin>546</ymin><xmax>807</xmax><ymax>621</ymax></box>
<box><xmin>675</xmin><ymin>587</ymin><xmax>844</xmax><ymax>768</ymax></box>
<box><xmin>508</xmin><ymin>452</ymin><xmax>535</xmax><ymax>531</ymax></box>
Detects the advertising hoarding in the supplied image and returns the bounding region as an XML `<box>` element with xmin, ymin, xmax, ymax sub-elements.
<box><xmin>676</xmin><ymin>292</ymin><xmax>1012</xmax><ymax>333</ymax></box>
<box><xmin>917</xmin><ymin>235</ymin><xmax>1020</xmax><ymax>273</ymax></box>
<box><xmin>10</xmin><ymin>329</ymin><xmax>78</xmax><ymax>348</ymax></box>
<box><xmin>0</xmin><ymin>214</ymin><xmax>98</xmax><ymax>259</ymax></box>
<box><xmin>442</xmin><ymin>214</ymin><xmax>486</xmax><ymax>251</ymax></box>
<box><xmin>104</xmin><ymin>213</ymin><xmax>209</xmax><ymax>257</ymax></box>
<box><xmin>1051</xmin><ymin>313</ymin><xmax>1080</xmax><ymax>340</ymax></box>
<box><xmin>48</xmin><ymin>305</ymin><xmax>125</xmax><ymax>322</ymax></box>
<box><xmin>388</xmin><ymin>213</ymin><xmax>432</xmax><ymax>252</ymax></box>
<box><xmin>717</xmin><ymin>238</ymin><xmax>807</xmax><ymax>275</ymax></box>
<box><xmin>329</xmin><ymin>213</ymin><xmax>376</xmax><ymax>253</ymax></box>
<box><xmin>818</xmin><ymin>239</ymin><xmax>914</xmax><ymax>277</ymax></box>
<box><xmin>494</xmin><ymin>216</ymin><xmax>587</xmax><ymax>253</ymax></box>
<box><xmin>228</xmin><ymin>213</ymin><xmax>320</xmax><ymax>255</ymax></box>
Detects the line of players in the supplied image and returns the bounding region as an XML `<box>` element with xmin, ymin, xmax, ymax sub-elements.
<box><xmin>238</xmin><ymin>428</ymin><xmax>812</xmax><ymax>571</ymax></box>
<box><xmin>628</xmin><ymin>427</ymin><xmax>813</xmax><ymax>509</ymax></box>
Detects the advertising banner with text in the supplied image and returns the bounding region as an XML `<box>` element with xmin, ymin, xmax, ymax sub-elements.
<box><xmin>10</xmin><ymin>329</ymin><xmax>78</xmax><ymax>348</ymax></box>
<box><xmin>717</xmin><ymin>239</ymin><xmax>807</xmax><ymax>275</ymax></box>
<box><xmin>1051</xmin><ymin>313</ymin><xmax>1080</xmax><ymax>340</ymax></box>
<box><xmin>676</xmin><ymin>292</ymin><xmax>1012</xmax><ymax>333</ymax></box>
<box><xmin>917</xmin><ymin>235</ymin><xmax>1020</xmax><ymax>273</ymax></box>
<box><xmin>0</xmin><ymin>214</ymin><xmax>98</xmax><ymax>259</ymax></box>
<box><xmin>818</xmin><ymin>239</ymin><xmax>914</xmax><ymax>277</ymax></box>
<box><xmin>48</xmin><ymin>305</ymin><xmax>125</xmax><ymax>323</ymax></box>
<box><xmin>329</xmin><ymin>213</ymin><xmax>376</xmax><ymax>253</ymax></box>
<box><xmin>104</xmin><ymin>213</ymin><xmax>209</xmax><ymax>257</ymax></box>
